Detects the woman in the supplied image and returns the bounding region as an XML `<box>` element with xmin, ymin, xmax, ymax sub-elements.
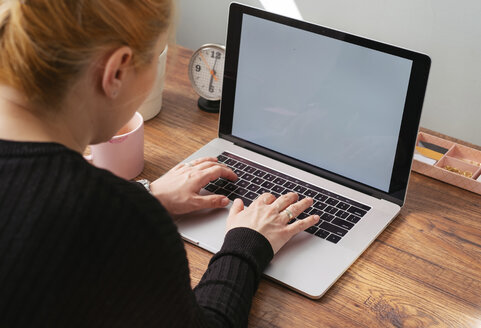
<box><xmin>0</xmin><ymin>0</ymin><xmax>319</xmax><ymax>327</ymax></box>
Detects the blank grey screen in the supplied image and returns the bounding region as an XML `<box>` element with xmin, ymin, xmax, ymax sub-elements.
<box><xmin>231</xmin><ymin>14</ymin><xmax>413</xmax><ymax>192</ymax></box>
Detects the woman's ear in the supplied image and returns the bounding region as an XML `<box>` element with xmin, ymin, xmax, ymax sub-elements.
<box><xmin>101</xmin><ymin>46</ymin><xmax>133</xmax><ymax>99</ymax></box>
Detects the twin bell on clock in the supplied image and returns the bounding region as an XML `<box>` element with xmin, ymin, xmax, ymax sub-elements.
<box><xmin>188</xmin><ymin>44</ymin><xmax>225</xmax><ymax>113</ymax></box>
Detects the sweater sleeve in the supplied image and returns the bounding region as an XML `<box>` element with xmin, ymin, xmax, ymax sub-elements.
<box><xmin>194</xmin><ymin>227</ymin><xmax>274</xmax><ymax>328</ymax></box>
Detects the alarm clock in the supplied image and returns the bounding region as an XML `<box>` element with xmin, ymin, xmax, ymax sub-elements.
<box><xmin>188</xmin><ymin>44</ymin><xmax>225</xmax><ymax>113</ymax></box>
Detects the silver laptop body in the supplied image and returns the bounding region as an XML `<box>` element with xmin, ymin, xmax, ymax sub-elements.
<box><xmin>174</xmin><ymin>3</ymin><xmax>430</xmax><ymax>299</ymax></box>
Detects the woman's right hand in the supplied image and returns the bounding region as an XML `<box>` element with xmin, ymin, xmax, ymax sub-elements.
<box><xmin>226</xmin><ymin>192</ymin><xmax>320</xmax><ymax>254</ymax></box>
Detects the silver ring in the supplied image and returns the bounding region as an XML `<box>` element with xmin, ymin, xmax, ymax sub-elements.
<box><xmin>283</xmin><ymin>209</ymin><xmax>293</xmax><ymax>220</ymax></box>
<box><xmin>186</xmin><ymin>162</ymin><xmax>193</xmax><ymax>167</ymax></box>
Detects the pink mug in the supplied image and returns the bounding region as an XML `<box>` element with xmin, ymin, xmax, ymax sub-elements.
<box><xmin>85</xmin><ymin>112</ymin><xmax>144</xmax><ymax>180</ymax></box>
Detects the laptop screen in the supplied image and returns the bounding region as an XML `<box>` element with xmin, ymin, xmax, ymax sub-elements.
<box><xmin>221</xmin><ymin>4</ymin><xmax>430</xmax><ymax>203</ymax></box>
<box><xmin>231</xmin><ymin>14</ymin><xmax>412</xmax><ymax>193</ymax></box>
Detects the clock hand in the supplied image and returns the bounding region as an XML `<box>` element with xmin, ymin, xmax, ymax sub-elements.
<box><xmin>208</xmin><ymin>57</ymin><xmax>218</xmax><ymax>93</ymax></box>
<box><xmin>208</xmin><ymin>70</ymin><xmax>214</xmax><ymax>92</ymax></box>
<box><xmin>200</xmin><ymin>52</ymin><xmax>218</xmax><ymax>81</ymax></box>
<box><xmin>212</xmin><ymin>57</ymin><xmax>218</xmax><ymax>77</ymax></box>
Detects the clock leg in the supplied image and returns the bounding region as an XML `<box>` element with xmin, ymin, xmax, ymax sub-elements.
<box><xmin>198</xmin><ymin>97</ymin><xmax>220</xmax><ymax>113</ymax></box>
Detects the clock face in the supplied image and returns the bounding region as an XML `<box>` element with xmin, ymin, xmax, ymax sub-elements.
<box><xmin>188</xmin><ymin>44</ymin><xmax>225</xmax><ymax>101</ymax></box>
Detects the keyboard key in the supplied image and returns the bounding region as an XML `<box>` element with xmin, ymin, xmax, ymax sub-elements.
<box><xmin>338</xmin><ymin>210</ymin><xmax>349</xmax><ymax>219</ymax></box>
<box><xmin>235</xmin><ymin>188</ymin><xmax>248</xmax><ymax>196</ymax></box>
<box><xmin>297</xmin><ymin>212</ymin><xmax>309</xmax><ymax>220</ymax></box>
<box><xmin>237</xmin><ymin>180</ymin><xmax>249</xmax><ymax>188</ymax></box>
<box><xmin>320</xmin><ymin>222</ymin><xmax>348</xmax><ymax>236</ymax></box>
<box><xmin>261</xmin><ymin>181</ymin><xmax>275</xmax><ymax>189</ymax></box>
<box><xmin>336</xmin><ymin>202</ymin><xmax>350</xmax><ymax>210</ymax></box>
<box><xmin>309</xmin><ymin>208</ymin><xmax>323</xmax><ymax>216</ymax></box>
<box><xmin>237</xmin><ymin>196</ymin><xmax>252</xmax><ymax>207</ymax></box>
<box><xmin>204</xmin><ymin>184</ymin><xmax>218</xmax><ymax>192</ymax></box>
<box><xmin>332</xmin><ymin>218</ymin><xmax>354</xmax><ymax>230</ymax></box>
<box><xmin>280</xmin><ymin>188</ymin><xmax>292</xmax><ymax>195</ymax></box>
<box><xmin>271</xmin><ymin>192</ymin><xmax>280</xmax><ymax>198</ymax></box>
<box><xmin>288</xmin><ymin>218</ymin><xmax>297</xmax><ymax>224</ymax></box>
<box><xmin>247</xmin><ymin>184</ymin><xmax>260</xmax><ymax>192</ymax></box>
<box><xmin>314</xmin><ymin>194</ymin><xmax>328</xmax><ymax>202</ymax></box>
<box><xmin>233</xmin><ymin>169</ymin><xmax>244</xmax><ymax>178</ymax></box>
<box><xmin>271</xmin><ymin>177</ymin><xmax>285</xmax><ymax>185</ymax></box>
<box><xmin>298</xmin><ymin>194</ymin><xmax>306</xmax><ymax>200</ymax></box>
<box><xmin>253</xmin><ymin>170</ymin><xmax>266</xmax><ymax>178</ymax></box>
<box><xmin>242</xmin><ymin>173</ymin><xmax>255</xmax><ymax>181</ymax></box>
<box><xmin>217</xmin><ymin>154</ymin><xmax>227</xmax><ymax>162</ymax></box>
<box><xmin>245</xmin><ymin>192</ymin><xmax>258</xmax><ymax>200</ymax></box>
<box><xmin>272</xmin><ymin>185</ymin><xmax>285</xmax><ymax>193</ymax></box>
<box><xmin>333</xmin><ymin>210</ymin><xmax>344</xmax><ymax>217</ymax></box>
<box><xmin>225</xmin><ymin>159</ymin><xmax>237</xmax><ymax>166</ymax></box>
<box><xmin>227</xmin><ymin>193</ymin><xmax>238</xmax><ymax>201</ymax></box>
<box><xmin>326</xmin><ymin>234</ymin><xmax>341</xmax><ymax>244</ymax></box>
<box><xmin>305</xmin><ymin>190</ymin><xmax>317</xmax><ymax>198</ymax></box>
<box><xmin>346</xmin><ymin>214</ymin><xmax>361</xmax><ymax>223</ymax></box>
<box><xmin>216</xmin><ymin>188</ymin><xmax>231</xmax><ymax>196</ymax></box>
<box><xmin>225</xmin><ymin>183</ymin><xmax>238</xmax><ymax>192</ymax></box>
<box><xmin>257</xmin><ymin>188</ymin><xmax>270</xmax><ymax>194</ymax></box>
<box><xmin>325</xmin><ymin>198</ymin><xmax>339</xmax><ymax>206</ymax></box>
<box><xmin>320</xmin><ymin>212</ymin><xmax>334</xmax><ymax>222</ymax></box>
<box><xmin>234</xmin><ymin>162</ymin><xmax>246</xmax><ymax>170</ymax></box>
<box><xmin>214</xmin><ymin>179</ymin><xmax>229</xmax><ymax>187</ymax></box>
<box><xmin>252</xmin><ymin>177</ymin><xmax>264</xmax><ymax>185</ymax></box>
<box><xmin>294</xmin><ymin>185</ymin><xmax>307</xmax><ymax>193</ymax></box>
<box><xmin>305</xmin><ymin>226</ymin><xmax>318</xmax><ymax>234</ymax></box>
<box><xmin>347</xmin><ymin>206</ymin><xmax>367</xmax><ymax>217</ymax></box>
<box><xmin>244</xmin><ymin>166</ymin><xmax>256</xmax><ymax>173</ymax></box>
<box><xmin>283</xmin><ymin>181</ymin><xmax>296</xmax><ymax>189</ymax></box>
<box><xmin>315</xmin><ymin>229</ymin><xmax>330</xmax><ymax>239</ymax></box>
<box><xmin>264</xmin><ymin>174</ymin><xmax>276</xmax><ymax>181</ymax></box>
<box><xmin>313</xmin><ymin>202</ymin><xmax>327</xmax><ymax>211</ymax></box>
<box><xmin>325</xmin><ymin>206</ymin><xmax>338</xmax><ymax>215</ymax></box>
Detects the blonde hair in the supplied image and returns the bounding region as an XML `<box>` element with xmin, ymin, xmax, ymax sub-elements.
<box><xmin>0</xmin><ymin>0</ymin><xmax>172</xmax><ymax>107</ymax></box>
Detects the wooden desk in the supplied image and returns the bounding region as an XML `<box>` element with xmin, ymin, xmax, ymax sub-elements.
<box><xmin>139</xmin><ymin>44</ymin><xmax>481</xmax><ymax>328</ymax></box>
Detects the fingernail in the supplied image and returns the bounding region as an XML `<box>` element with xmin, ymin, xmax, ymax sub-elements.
<box><xmin>221</xmin><ymin>197</ymin><xmax>230</xmax><ymax>206</ymax></box>
<box><xmin>314</xmin><ymin>215</ymin><xmax>320</xmax><ymax>221</ymax></box>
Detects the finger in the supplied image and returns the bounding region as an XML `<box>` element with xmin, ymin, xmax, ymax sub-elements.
<box><xmin>174</xmin><ymin>157</ymin><xmax>218</xmax><ymax>171</ymax></box>
<box><xmin>190</xmin><ymin>157</ymin><xmax>219</xmax><ymax>166</ymax></box>
<box><xmin>198</xmin><ymin>165</ymin><xmax>237</xmax><ymax>186</ymax></box>
<box><xmin>194</xmin><ymin>161</ymin><xmax>226</xmax><ymax>172</ymax></box>
<box><xmin>229</xmin><ymin>198</ymin><xmax>244</xmax><ymax>215</ymax></box>
<box><xmin>286</xmin><ymin>197</ymin><xmax>314</xmax><ymax>219</ymax></box>
<box><xmin>253</xmin><ymin>193</ymin><xmax>276</xmax><ymax>206</ymax></box>
<box><xmin>193</xmin><ymin>194</ymin><xmax>230</xmax><ymax>210</ymax></box>
<box><xmin>271</xmin><ymin>192</ymin><xmax>298</xmax><ymax>212</ymax></box>
<box><xmin>172</xmin><ymin>161</ymin><xmax>188</xmax><ymax>171</ymax></box>
<box><xmin>286</xmin><ymin>215</ymin><xmax>320</xmax><ymax>236</ymax></box>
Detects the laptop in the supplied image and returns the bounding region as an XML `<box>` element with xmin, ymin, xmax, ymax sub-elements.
<box><xmin>174</xmin><ymin>3</ymin><xmax>430</xmax><ymax>299</ymax></box>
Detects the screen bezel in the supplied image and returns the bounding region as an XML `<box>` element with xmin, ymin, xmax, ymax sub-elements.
<box><xmin>219</xmin><ymin>3</ymin><xmax>431</xmax><ymax>206</ymax></box>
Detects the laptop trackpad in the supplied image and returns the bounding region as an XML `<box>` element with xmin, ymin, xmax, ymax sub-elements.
<box><xmin>175</xmin><ymin>207</ymin><xmax>230</xmax><ymax>254</ymax></box>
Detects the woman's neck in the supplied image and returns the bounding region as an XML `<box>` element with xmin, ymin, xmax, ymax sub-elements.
<box><xmin>0</xmin><ymin>85</ymin><xmax>89</xmax><ymax>153</ymax></box>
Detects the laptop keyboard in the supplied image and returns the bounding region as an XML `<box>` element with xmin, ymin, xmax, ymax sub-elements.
<box><xmin>204</xmin><ymin>152</ymin><xmax>371</xmax><ymax>244</ymax></box>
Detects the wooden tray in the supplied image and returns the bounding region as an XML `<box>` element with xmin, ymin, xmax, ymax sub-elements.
<box><xmin>412</xmin><ymin>132</ymin><xmax>481</xmax><ymax>194</ymax></box>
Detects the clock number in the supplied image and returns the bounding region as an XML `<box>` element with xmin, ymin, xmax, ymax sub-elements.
<box><xmin>211</xmin><ymin>51</ymin><xmax>222</xmax><ymax>60</ymax></box>
<box><xmin>209</xmin><ymin>86</ymin><xmax>214</xmax><ymax>93</ymax></box>
<box><xmin>195</xmin><ymin>64</ymin><xmax>201</xmax><ymax>72</ymax></box>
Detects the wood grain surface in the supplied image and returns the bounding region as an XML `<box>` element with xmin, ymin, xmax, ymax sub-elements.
<box><xmin>138</xmin><ymin>44</ymin><xmax>481</xmax><ymax>328</ymax></box>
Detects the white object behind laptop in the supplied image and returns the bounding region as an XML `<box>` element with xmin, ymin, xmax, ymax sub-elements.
<box><xmin>174</xmin><ymin>3</ymin><xmax>430</xmax><ymax>298</ymax></box>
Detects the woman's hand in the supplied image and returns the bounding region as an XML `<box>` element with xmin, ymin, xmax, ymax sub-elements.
<box><xmin>150</xmin><ymin>157</ymin><xmax>237</xmax><ymax>215</ymax></box>
<box><xmin>226</xmin><ymin>192</ymin><xmax>320</xmax><ymax>254</ymax></box>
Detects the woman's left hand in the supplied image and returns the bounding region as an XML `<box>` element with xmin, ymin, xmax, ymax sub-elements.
<box><xmin>150</xmin><ymin>157</ymin><xmax>237</xmax><ymax>215</ymax></box>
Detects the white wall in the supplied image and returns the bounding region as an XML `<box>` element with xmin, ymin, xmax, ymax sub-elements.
<box><xmin>176</xmin><ymin>0</ymin><xmax>481</xmax><ymax>145</ymax></box>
